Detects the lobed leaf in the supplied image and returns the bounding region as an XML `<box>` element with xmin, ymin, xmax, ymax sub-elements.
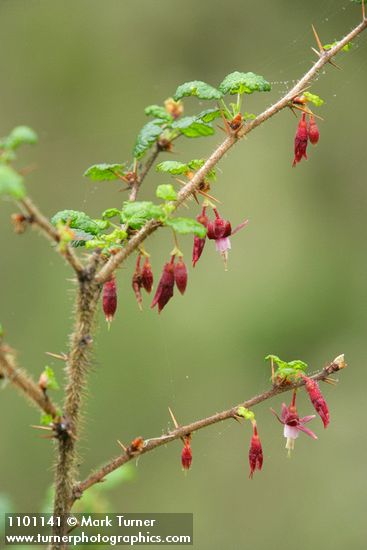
<box><xmin>84</xmin><ymin>163</ymin><xmax>127</xmax><ymax>181</ymax></box>
<box><xmin>50</xmin><ymin>210</ymin><xmax>105</xmax><ymax>236</ymax></box>
<box><xmin>0</xmin><ymin>165</ymin><xmax>26</xmax><ymax>199</ymax></box>
<box><xmin>156</xmin><ymin>184</ymin><xmax>177</xmax><ymax>201</ymax></box>
<box><xmin>133</xmin><ymin>120</ymin><xmax>165</xmax><ymax>160</ymax></box>
<box><xmin>196</xmin><ymin>108</ymin><xmax>222</xmax><ymax>123</ymax></box>
<box><xmin>303</xmin><ymin>92</ymin><xmax>324</xmax><ymax>107</ymax></box>
<box><xmin>165</xmin><ymin>217</ymin><xmax>207</xmax><ymax>238</ymax></box>
<box><xmin>121</xmin><ymin>201</ymin><xmax>165</xmax><ymax>229</ymax></box>
<box><xmin>144</xmin><ymin>105</ymin><xmax>173</xmax><ymax>122</ymax></box>
<box><xmin>174</xmin><ymin>80</ymin><xmax>222</xmax><ymax>101</ymax></box>
<box><xmin>218</xmin><ymin>71</ymin><xmax>271</xmax><ymax>95</ymax></box>
<box><xmin>171</xmin><ymin>116</ymin><xmax>214</xmax><ymax>138</ymax></box>
<box><xmin>0</xmin><ymin>126</ymin><xmax>38</xmax><ymax>150</ymax></box>
<box><xmin>42</xmin><ymin>366</ymin><xmax>60</xmax><ymax>391</ymax></box>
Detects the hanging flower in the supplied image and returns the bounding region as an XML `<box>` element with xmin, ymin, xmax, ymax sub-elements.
<box><xmin>192</xmin><ymin>207</ymin><xmax>208</xmax><ymax>268</ymax></box>
<box><xmin>292</xmin><ymin>113</ymin><xmax>309</xmax><ymax>167</ymax></box>
<box><xmin>308</xmin><ymin>115</ymin><xmax>320</xmax><ymax>145</ymax></box>
<box><xmin>181</xmin><ymin>435</ymin><xmax>192</xmax><ymax>470</ymax></box>
<box><xmin>151</xmin><ymin>257</ymin><xmax>175</xmax><ymax>313</ymax></box>
<box><xmin>102</xmin><ymin>276</ymin><xmax>117</xmax><ymax>326</ymax></box>
<box><xmin>174</xmin><ymin>258</ymin><xmax>188</xmax><ymax>295</ymax></box>
<box><xmin>248</xmin><ymin>421</ymin><xmax>263</xmax><ymax>479</ymax></box>
<box><xmin>271</xmin><ymin>390</ymin><xmax>317</xmax><ymax>455</ymax></box>
<box><xmin>207</xmin><ymin>208</ymin><xmax>248</xmax><ymax>269</ymax></box>
<box><xmin>141</xmin><ymin>257</ymin><xmax>154</xmax><ymax>293</ymax></box>
<box><xmin>302</xmin><ymin>375</ymin><xmax>329</xmax><ymax>428</ymax></box>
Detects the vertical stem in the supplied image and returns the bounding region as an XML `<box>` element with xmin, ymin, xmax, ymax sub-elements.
<box><xmin>51</xmin><ymin>274</ymin><xmax>101</xmax><ymax>549</ymax></box>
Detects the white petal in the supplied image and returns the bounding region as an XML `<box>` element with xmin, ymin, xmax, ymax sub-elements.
<box><xmin>284</xmin><ymin>425</ymin><xmax>299</xmax><ymax>440</ymax></box>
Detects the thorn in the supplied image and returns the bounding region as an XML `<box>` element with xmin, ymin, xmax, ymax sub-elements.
<box><xmin>328</xmin><ymin>58</ymin><xmax>342</xmax><ymax>71</ymax></box>
<box><xmin>198</xmin><ymin>190</ymin><xmax>221</xmax><ymax>204</ymax></box>
<box><xmin>292</xmin><ymin>104</ymin><xmax>324</xmax><ymax>121</ymax></box>
<box><xmin>217</xmin><ymin>125</ymin><xmax>227</xmax><ymax>134</ymax></box>
<box><xmin>312</xmin><ymin>24</ymin><xmax>324</xmax><ymax>53</ymax></box>
<box><xmin>289</xmin><ymin>107</ymin><xmax>298</xmax><ymax>118</ymax></box>
<box><xmin>219</xmin><ymin>110</ymin><xmax>232</xmax><ymax>136</ymax></box>
<box><xmin>311</xmin><ymin>46</ymin><xmax>322</xmax><ymax>57</ymax></box>
<box><xmin>45</xmin><ymin>351</ymin><xmax>68</xmax><ymax>362</ymax></box>
<box><xmin>117</xmin><ymin>439</ymin><xmax>127</xmax><ymax>452</ymax></box>
<box><xmin>168</xmin><ymin>407</ymin><xmax>180</xmax><ymax>429</ymax></box>
<box><xmin>323</xmin><ymin>377</ymin><xmax>338</xmax><ymax>386</ymax></box>
<box><xmin>30</xmin><ymin>424</ymin><xmax>53</xmax><ymax>431</ymax></box>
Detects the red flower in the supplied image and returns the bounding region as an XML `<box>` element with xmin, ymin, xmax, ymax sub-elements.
<box><xmin>271</xmin><ymin>390</ymin><xmax>317</xmax><ymax>455</ymax></box>
<box><xmin>207</xmin><ymin>208</ymin><xmax>248</xmax><ymax>268</ymax></box>
<box><xmin>174</xmin><ymin>258</ymin><xmax>188</xmax><ymax>295</ymax></box>
<box><xmin>308</xmin><ymin>115</ymin><xmax>319</xmax><ymax>145</ymax></box>
<box><xmin>102</xmin><ymin>276</ymin><xmax>117</xmax><ymax>325</ymax></box>
<box><xmin>302</xmin><ymin>375</ymin><xmax>329</xmax><ymax>428</ymax></box>
<box><xmin>249</xmin><ymin>422</ymin><xmax>263</xmax><ymax>479</ymax></box>
<box><xmin>151</xmin><ymin>257</ymin><xmax>175</xmax><ymax>313</ymax></box>
<box><xmin>181</xmin><ymin>436</ymin><xmax>192</xmax><ymax>470</ymax></box>
<box><xmin>141</xmin><ymin>257</ymin><xmax>154</xmax><ymax>293</ymax></box>
<box><xmin>192</xmin><ymin>207</ymin><xmax>208</xmax><ymax>268</ymax></box>
<box><xmin>292</xmin><ymin>113</ymin><xmax>309</xmax><ymax>167</ymax></box>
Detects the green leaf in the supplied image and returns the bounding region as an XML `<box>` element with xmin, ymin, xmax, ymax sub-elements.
<box><xmin>0</xmin><ymin>165</ymin><xmax>26</xmax><ymax>199</ymax></box>
<box><xmin>144</xmin><ymin>105</ymin><xmax>173</xmax><ymax>122</ymax></box>
<box><xmin>84</xmin><ymin>163</ymin><xmax>126</xmax><ymax>181</ymax></box>
<box><xmin>42</xmin><ymin>366</ymin><xmax>59</xmax><ymax>391</ymax></box>
<box><xmin>1</xmin><ymin>126</ymin><xmax>38</xmax><ymax>150</ymax></box>
<box><xmin>51</xmin><ymin>210</ymin><xmax>104</xmax><ymax>236</ymax></box>
<box><xmin>102</xmin><ymin>208</ymin><xmax>121</xmax><ymax>220</ymax></box>
<box><xmin>40</xmin><ymin>413</ymin><xmax>54</xmax><ymax>426</ymax></box>
<box><xmin>265</xmin><ymin>354</ymin><xmax>288</xmax><ymax>370</ymax></box>
<box><xmin>171</xmin><ymin>116</ymin><xmax>214</xmax><ymax>138</ymax></box>
<box><xmin>156</xmin><ymin>184</ymin><xmax>177</xmax><ymax>201</ymax></box>
<box><xmin>287</xmin><ymin>360</ymin><xmax>308</xmax><ymax>371</ymax></box>
<box><xmin>196</xmin><ymin>108</ymin><xmax>222</xmax><ymax>123</ymax></box>
<box><xmin>323</xmin><ymin>40</ymin><xmax>352</xmax><ymax>52</ymax></box>
<box><xmin>219</xmin><ymin>71</ymin><xmax>271</xmax><ymax>95</ymax></box>
<box><xmin>174</xmin><ymin>80</ymin><xmax>222</xmax><ymax>101</ymax></box>
<box><xmin>156</xmin><ymin>161</ymin><xmax>188</xmax><ymax>175</ymax></box>
<box><xmin>165</xmin><ymin>217</ymin><xmax>207</xmax><ymax>238</ymax></box>
<box><xmin>121</xmin><ymin>201</ymin><xmax>165</xmax><ymax>229</ymax></box>
<box><xmin>237</xmin><ymin>406</ymin><xmax>255</xmax><ymax>421</ymax></box>
<box><xmin>303</xmin><ymin>92</ymin><xmax>324</xmax><ymax>107</ymax></box>
<box><xmin>0</xmin><ymin>324</ymin><xmax>3</xmax><ymax>338</ymax></box>
<box><xmin>133</xmin><ymin>120</ymin><xmax>164</xmax><ymax>160</ymax></box>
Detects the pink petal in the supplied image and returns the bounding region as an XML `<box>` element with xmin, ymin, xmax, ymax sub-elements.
<box><xmin>300</xmin><ymin>414</ymin><xmax>316</xmax><ymax>424</ymax></box>
<box><xmin>284</xmin><ymin>425</ymin><xmax>299</xmax><ymax>439</ymax></box>
<box><xmin>215</xmin><ymin>237</ymin><xmax>231</xmax><ymax>253</ymax></box>
<box><xmin>231</xmin><ymin>219</ymin><xmax>249</xmax><ymax>236</ymax></box>
<box><xmin>270</xmin><ymin>408</ymin><xmax>284</xmax><ymax>424</ymax></box>
<box><xmin>298</xmin><ymin>425</ymin><xmax>318</xmax><ymax>440</ymax></box>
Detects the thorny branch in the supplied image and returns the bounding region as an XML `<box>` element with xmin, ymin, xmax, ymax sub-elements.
<box><xmin>72</xmin><ymin>356</ymin><xmax>345</xmax><ymax>502</ymax></box>
<box><xmin>95</xmin><ymin>16</ymin><xmax>367</xmax><ymax>284</ymax></box>
<box><xmin>0</xmin><ymin>343</ymin><xmax>59</xmax><ymax>418</ymax></box>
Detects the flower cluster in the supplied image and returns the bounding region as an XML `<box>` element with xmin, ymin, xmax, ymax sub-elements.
<box><xmin>151</xmin><ymin>254</ymin><xmax>188</xmax><ymax>313</ymax></box>
<box><xmin>293</xmin><ymin>113</ymin><xmax>320</xmax><ymax>167</ymax></box>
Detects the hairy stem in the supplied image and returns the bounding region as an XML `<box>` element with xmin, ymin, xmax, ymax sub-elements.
<box><xmin>72</xmin><ymin>356</ymin><xmax>345</xmax><ymax>503</ymax></box>
<box><xmin>51</xmin><ymin>273</ymin><xmax>101</xmax><ymax>548</ymax></box>
<box><xmin>0</xmin><ymin>344</ymin><xmax>59</xmax><ymax>417</ymax></box>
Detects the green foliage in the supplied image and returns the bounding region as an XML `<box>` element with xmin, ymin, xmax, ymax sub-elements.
<box><xmin>156</xmin><ymin>160</ymin><xmax>189</xmax><ymax>175</ymax></box>
<box><xmin>0</xmin><ymin>324</ymin><xmax>3</xmax><ymax>338</ymax></box>
<box><xmin>144</xmin><ymin>104</ymin><xmax>173</xmax><ymax>122</ymax></box>
<box><xmin>303</xmin><ymin>92</ymin><xmax>324</xmax><ymax>107</ymax></box>
<box><xmin>133</xmin><ymin>120</ymin><xmax>164</xmax><ymax>159</ymax></box>
<box><xmin>84</xmin><ymin>163</ymin><xmax>127</xmax><ymax>181</ymax></box>
<box><xmin>0</xmin><ymin>126</ymin><xmax>38</xmax><ymax>151</ymax></box>
<box><xmin>165</xmin><ymin>217</ymin><xmax>207</xmax><ymax>238</ymax></box>
<box><xmin>237</xmin><ymin>406</ymin><xmax>255</xmax><ymax>421</ymax></box>
<box><xmin>102</xmin><ymin>208</ymin><xmax>121</xmax><ymax>220</ymax></box>
<box><xmin>174</xmin><ymin>80</ymin><xmax>222</xmax><ymax>101</ymax></box>
<box><xmin>120</xmin><ymin>201</ymin><xmax>165</xmax><ymax>229</ymax></box>
<box><xmin>171</xmin><ymin>116</ymin><xmax>214</xmax><ymax>138</ymax></box>
<box><xmin>219</xmin><ymin>71</ymin><xmax>271</xmax><ymax>95</ymax></box>
<box><xmin>323</xmin><ymin>41</ymin><xmax>352</xmax><ymax>52</ymax></box>
<box><xmin>156</xmin><ymin>184</ymin><xmax>177</xmax><ymax>201</ymax></box>
<box><xmin>196</xmin><ymin>108</ymin><xmax>222</xmax><ymax>123</ymax></box>
<box><xmin>41</xmin><ymin>366</ymin><xmax>60</xmax><ymax>391</ymax></box>
<box><xmin>51</xmin><ymin>210</ymin><xmax>107</xmax><ymax>236</ymax></box>
<box><xmin>40</xmin><ymin>413</ymin><xmax>54</xmax><ymax>426</ymax></box>
<box><xmin>265</xmin><ymin>354</ymin><xmax>308</xmax><ymax>383</ymax></box>
<box><xmin>85</xmin><ymin>228</ymin><xmax>127</xmax><ymax>250</ymax></box>
<box><xmin>0</xmin><ymin>165</ymin><xmax>26</xmax><ymax>199</ymax></box>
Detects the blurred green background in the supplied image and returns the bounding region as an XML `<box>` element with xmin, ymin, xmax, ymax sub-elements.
<box><xmin>1</xmin><ymin>0</ymin><xmax>366</xmax><ymax>548</ymax></box>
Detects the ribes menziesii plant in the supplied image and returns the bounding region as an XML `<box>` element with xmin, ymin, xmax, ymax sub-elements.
<box><xmin>0</xmin><ymin>3</ymin><xmax>366</xmax><ymax>548</ymax></box>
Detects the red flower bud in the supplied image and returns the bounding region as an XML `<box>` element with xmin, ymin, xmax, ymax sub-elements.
<box><xmin>174</xmin><ymin>258</ymin><xmax>188</xmax><ymax>295</ymax></box>
<box><xmin>192</xmin><ymin>207</ymin><xmax>208</xmax><ymax>268</ymax></box>
<box><xmin>102</xmin><ymin>276</ymin><xmax>117</xmax><ymax>325</ymax></box>
<box><xmin>141</xmin><ymin>257</ymin><xmax>154</xmax><ymax>293</ymax></box>
<box><xmin>292</xmin><ymin>113</ymin><xmax>309</xmax><ymax>167</ymax></box>
<box><xmin>132</xmin><ymin>272</ymin><xmax>143</xmax><ymax>311</ymax></box>
<box><xmin>151</xmin><ymin>259</ymin><xmax>175</xmax><ymax>313</ymax></box>
<box><xmin>302</xmin><ymin>376</ymin><xmax>329</xmax><ymax>428</ymax></box>
<box><xmin>181</xmin><ymin>437</ymin><xmax>192</xmax><ymax>470</ymax></box>
<box><xmin>248</xmin><ymin>423</ymin><xmax>263</xmax><ymax>479</ymax></box>
<box><xmin>308</xmin><ymin>115</ymin><xmax>319</xmax><ymax>145</ymax></box>
<box><xmin>207</xmin><ymin>209</ymin><xmax>232</xmax><ymax>240</ymax></box>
